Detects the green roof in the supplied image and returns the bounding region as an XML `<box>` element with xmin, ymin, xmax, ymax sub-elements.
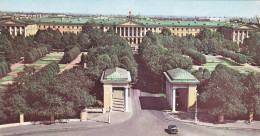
<box><xmin>164</xmin><ymin>68</ymin><xmax>199</xmax><ymax>84</ymax></box>
<box><xmin>26</xmin><ymin>17</ymin><xmax>241</xmax><ymax>28</ymax></box>
<box><xmin>101</xmin><ymin>67</ymin><xmax>131</xmax><ymax>83</ymax></box>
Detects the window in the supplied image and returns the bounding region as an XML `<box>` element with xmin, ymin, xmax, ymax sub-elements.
<box><xmin>44</xmin><ymin>26</ymin><xmax>46</xmax><ymax>28</ymax></box>
<box><xmin>186</xmin><ymin>28</ymin><xmax>188</xmax><ymax>30</ymax></box>
<box><xmin>63</xmin><ymin>26</ymin><xmax>65</xmax><ymax>28</ymax></box>
<box><xmin>72</xmin><ymin>26</ymin><xmax>74</xmax><ymax>29</ymax></box>
<box><xmin>182</xmin><ymin>28</ymin><xmax>184</xmax><ymax>31</ymax></box>
<box><xmin>172</xmin><ymin>28</ymin><xmax>175</xmax><ymax>30</ymax></box>
<box><xmin>177</xmin><ymin>28</ymin><xmax>179</xmax><ymax>30</ymax></box>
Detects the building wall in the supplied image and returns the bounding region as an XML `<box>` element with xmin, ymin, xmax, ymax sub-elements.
<box><xmin>188</xmin><ymin>86</ymin><xmax>197</xmax><ymax>110</ymax></box>
<box><xmin>26</xmin><ymin>24</ymin><xmax>38</xmax><ymax>36</ymax></box>
<box><xmin>103</xmin><ymin>85</ymin><xmax>113</xmax><ymax>111</ymax></box>
<box><xmin>38</xmin><ymin>23</ymin><xmax>82</xmax><ymax>35</ymax></box>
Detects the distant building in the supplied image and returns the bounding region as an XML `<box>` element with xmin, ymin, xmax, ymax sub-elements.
<box><xmin>0</xmin><ymin>16</ymin><xmax>257</xmax><ymax>46</ymax></box>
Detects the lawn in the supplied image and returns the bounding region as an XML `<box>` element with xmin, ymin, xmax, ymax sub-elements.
<box><xmin>33</xmin><ymin>60</ymin><xmax>56</xmax><ymax>64</ymax></box>
<box><xmin>203</xmin><ymin>56</ymin><xmax>241</xmax><ymax>72</ymax></box>
<box><xmin>0</xmin><ymin>75</ymin><xmax>14</xmax><ymax>82</ymax></box>
<box><xmin>59</xmin><ymin>64</ymin><xmax>67</xmax><ymax>70</ymax></box>
<box><xmin>12</xmin><ymin>65</ymin><xmax>25</xmax><ymax>72</ymax></box>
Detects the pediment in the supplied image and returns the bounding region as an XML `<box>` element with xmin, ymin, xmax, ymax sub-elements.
<box><xmin>236</xmin><ymin>24</ymin><xmax>256</xmax><ymax>30</ymax></box>
<box><xmin>119</xmin><ymin>21</ymin><xmax>144</xmax><ymax>26</ymax></box>
<box><xmin>0</xmin><ymin>19</ymin><xmax>25</xmax><ymax>25</ymax></box>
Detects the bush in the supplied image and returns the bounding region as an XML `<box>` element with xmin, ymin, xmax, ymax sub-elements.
<box><xmin>24</xmin><ymin>47</ymin><xmax>48</xmax><ymax>63</ymax></box>
<box><xmin>60</xmin><ymin>46</ymin><xmax>81</xmax><ymax>64</ymax></box>
<box><xmin>220</xmin><ymin>49</ymin><xmax>247</xmax><ymax>64</ymax></box>
<box><xmin>182</xmin><ymin>48</ymin><xmax>206</xmax><ymax>65</ymax></box>
<box><xmin>0</xmin><ymin>61</ymin><xmax>11</xmax><ymax>77</ymax></box>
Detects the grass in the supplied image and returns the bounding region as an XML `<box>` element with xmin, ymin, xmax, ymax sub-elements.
<box><xmin>0</xmin><ymin>75</ymin><xmax>14</xmax><ymax>82</ymax></box>
<box><xmin>59</xmin><ymin>64</ymin><xmax>67</xmax><ymax>70</ymax></box>
<box><xmin>158</xmin><ymin>93</ymin><xmax>166</xmax><ymax>97</ymax></box>
<box><xmin>33</xmin><ymin>60</ymin><xmax>56</xmax><ymax>64</ymax></box>
<box><xmin>204</xmin><ymin>56</ymin><xmax>241</xmax><ymax>72</ymax></box>
<box><xmin>12</xmin><ymin>65</ymin><xmax>25</xmax><ymax>72</ymax></box>
<box><xmin>41</xmin><ymin>55</ymin><xmax>63</xmax><ymax>59</ymax></box>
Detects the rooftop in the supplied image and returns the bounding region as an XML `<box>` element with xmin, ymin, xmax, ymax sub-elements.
<box><xmin>101</xmin><ymin>67</ymin><xmax>131</xmax><ymax>83</ymax></box>
<box><xmin>164</xmin><ymin>68</ymin><xmax>199</xmax><ymax>84</ymax></box>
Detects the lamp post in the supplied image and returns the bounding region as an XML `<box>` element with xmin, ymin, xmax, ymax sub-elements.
<box><xmin>195</xmin><ymin>92</ymin><xmax>199</xmax><ymax>124</ymax></box>
<box><xmin>108</xmin><ymin>91</ymin><xmax>111</xmax><ymax>124</ymax></box>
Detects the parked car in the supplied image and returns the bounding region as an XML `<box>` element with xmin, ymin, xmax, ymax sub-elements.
<box><xmin>168</xmin><ymin>124</ymin><xmax>178</xmax><ymax>134</ymax></box>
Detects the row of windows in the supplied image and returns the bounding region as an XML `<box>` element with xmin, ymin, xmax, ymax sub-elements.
<box><xmin>41</xmin><ymin>25</ymin><xmax>82</xmax><ymax>29</ymax></box>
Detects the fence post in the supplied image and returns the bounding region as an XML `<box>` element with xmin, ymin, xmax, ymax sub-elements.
<box><xmin>20</xmin><ymin>114</ymin><xmax>24</xmax><ymax>124</ymax></box>
<box><xmin>80</xmin><ymin>110</ymin><xmax>87</xmax><ymax>121</ymax></box>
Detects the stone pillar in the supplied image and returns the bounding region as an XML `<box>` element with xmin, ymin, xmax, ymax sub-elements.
<box><xmin>14</xmin><ymin>26</ymin><xmax>17</xmax><ymax>36</ymax></box>
<box><xmin>232</xmin><ymin>30</ymin><xmax>236</xmax><ymax>41</ymax></box>
<box><xmin>140</xmin><ymin>28</ymin><xmax>143</xmax><ymax>37</ymax></box>
<box><xmin>136</xmin><ymin>27</ymin><xmax>138</xmax><ymax>37</ymax></box>
<box><xmin>19</xmin><ymin>26</ymin><xmax>22</xmax><ymax>35</ymax></box>
<box><xmin>9</xmin><ymin>26</ymin><xmax>12</xmax><ymax>36</ymax></box>
<box><xmin>128</xmin><ymin>27</ymin><xmax>130</xmax><ymax>37</ymax></box>
<box><xmin>80</xmin><ymin>110</ymin><xmax>87</xmax><ymax>121</ymax></box>
<box><xmin>144</xmin><ymin>28</ymin><xmax>147</xmax><ymax>36</ymax></box>
<box><xmin>132</xmin><ymin>27</ymin><xmax>134</xmax><ymax>37</ymax></box>
<box><xmin>20</xmin><ymin>114</ymin><xmax>24</xmax><ymax>124</ymax></box>
<box><xmin>125</xmin><ymin>87</ymin><xmax>129</xmax><ymax>112</ymax></box>
<box><xmin>172</xmin><ymin>88</ymin><xmax>176</xmax><ymax>112</ymax></box>
<box><xmin>237</xmin><ymin>31</ymin><xmax>240</xmax><ymax>41</ymax></box>
<box><xmin>119</xmin><ymin>27</ymin><xmax>122</xmax><ymax>36</ymax></box>
<box><xmin>124</xmin><ymin>27</ymin><xmax>126</xmax><ymax>37</ymax></box>
<box><xmin>242</xmin><ymin>31</ymin><xmax>245</xmax><ymax>41</ymax></box>
<box><xmin>246</xmin><ymin>31</ymin><xmax>249</xmax><ymax>38</ymax></box>
<box><xmin>116</xmin><ymin>27</ymin><xmax>117</xmax><ymax>34</ymax></box>
<box><xmin>24</xmin><ymin>27</ymin><xmax>27</xmax><ymax>37</ymax></box>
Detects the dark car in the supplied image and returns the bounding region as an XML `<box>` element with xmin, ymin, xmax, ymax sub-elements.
<box><xmin>168</xmin><ymin>124</ymin><xmax>178</xmax><ymax>134</ymax></box>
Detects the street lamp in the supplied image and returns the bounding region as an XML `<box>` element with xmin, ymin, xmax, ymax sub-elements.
<box><xmin>108</xmin><ymin>91</ymin><xmax>112</xmax><ymax>124</ymax></box>
<box><xmin>195</xmin><ymin>92</ymin><xmax>199</xmax><ymax>124</ymax></box>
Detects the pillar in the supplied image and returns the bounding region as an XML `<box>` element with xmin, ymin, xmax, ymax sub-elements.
<box><xmin>132</xmin><ymin>27</ymin><xmax>134</xmax><ymax>37</ymax></box>
<box><xmin>140</xmin><ymin>28</ymin><xmax>143</xmax><ymax>37</ymax></box>
<box><xmin>9</xmin><ymin>26</ymin><xmax>12</xmax><ymax>36</ymax></box>
<box><xmin>127</xmin><ymin>27</ymin><xmax>130</xmax><ymax>37</ymax></box>
<box><xmin>246</xmin><ymin>31</ymin><xmax>249</xmax><ymax>38</ymax></box>
<box><xmin>125</xmin><ymin>87</ymin><xmax>129</xmax><ymax>112</ymax></box>
<box><xmin>80</xmin><ymin>110</ymin><xmax>87</xmax><ymax>121</ymax></box>
<box><xmin>24</xmin><ymin>27</ymin><xmax>27</xmax><ymax>37</ymax></box>
<box><xmin>144</xmin><ymin>28</ymin><xmax>147</xmax><ymax>36</ymax></box>
<box><xmin>116</xmin><ymin>27</ymin><xmax>117</xmax><ymax>34</ymax></box>
<box><xmin>172</xmin><ymin>88</ymin><xmax>176</xmax><ymax>112</ymax></box>
<box><xmin>14</xmin><ymin>26</ymin><xmax>17</xmax><ymax>36</ymax></box>
<box><xmin>232</xmin><ymin>30</ymin><xmax>236</xmax><ymax>41</ymax></box>
<box><xmin>136</xmin><ymin>27</ymin><xmax>138</xmax><ymax>37</ymax></box>
<box><xmin>19</xmin><ymin>26</ymin><xmax>22</xmax><ymax>35</ymax></box>
<box><xmin>242</xmin><ymin>31</ymin><xmax>245</xmax><ymax>41</ymax></box>
<box><xmin>103</xmin><ymin>85</ymin><xmax>113</xmax><ymax>111</ymax></box>
<box><xmin>237</xmin><ymin>31</ymin><xmax>240</xmax><ymax>41</ymax></box>
<box><xmin>124</xmin><ymin>27</ymin><xmax>126</xmax><ymax>37</ymax></box>
<box><xmin>20</xmin><ymin>114</ymin><xmax>24</xmax><ymax>124</ymax></box>
<box><xmin>119</xmin><ymin>27</ymin><xmax>122</xmax><ymax>36</ymax></box>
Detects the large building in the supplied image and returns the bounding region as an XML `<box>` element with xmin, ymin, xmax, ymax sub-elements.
<box><xmin>0</xmin><ymin>16</ymin><xmax>257</xmax><ymax>46</ymax></box>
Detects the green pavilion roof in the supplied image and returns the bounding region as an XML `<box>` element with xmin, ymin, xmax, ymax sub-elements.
<box><xmin>164</xmin><ymin>68</ymin><xmax>199</xmax><ymax>84</ymax></box>
<box><xmin>101</xmin><ymin>67</ymin><xmax>131</xmax><ymax>83</ymax></box>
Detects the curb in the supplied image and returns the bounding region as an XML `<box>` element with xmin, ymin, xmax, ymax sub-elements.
<box><xmin>164</xmin><ymin>112</ymin><xmax>260</xmax><ymax>131</ymax></box>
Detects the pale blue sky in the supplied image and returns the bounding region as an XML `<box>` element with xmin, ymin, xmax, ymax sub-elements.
<box><xmin>0</xmin><ymin>0</ymin><xmax>259</xmax><ymax>17</ymax></box>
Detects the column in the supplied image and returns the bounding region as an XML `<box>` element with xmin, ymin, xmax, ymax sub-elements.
<box><xmin>119</xmin><ymin>27</ymin><xmax>122</xmax><ymax>36</ymax></box>
<box><xmin>128</xmin><ymin>27</ymin><xmax>130</xmax><ymax>37</ymax></box>
<box><xmin>125</xmin><ymin>87</ymin><xmax>129</xmax><ymax>112</ymax></box>
<box><xmin>136</xmin><ymin>27</ymin><xmax>138</xmax><ymax>37</ymax></box>
<box><xmin>9</xmin><ymin>26</ymin><xmax>12</xmax><ymax>36</ymax></box>
<box><xmin>132</xmin><ymin>27</ymin><xmax>134</xmax><ymax>37</ymax></box>
<box><xmin>242</xmin><ymin>31</ymin><xmax>245</xmax><ymax>41</ymax></box>
<box><xmin>246</xmin><ymin>31</ymin><xmax>249</xmax><ymax>38</ymax></box>
<box><xmin>116</xmin><ymin>27</ymin><xmax>117</xmax><ymax>34</ymax></box>
<box><xmin>140</xmin><ymin>28</ymin><xmax>143</xmax><ymax>37</ymax></box>
<box><xmin>19</xmin><ymin>26</ymin><xmax>22</xmax><ymax>35</ymax></box>
<box><xmin>144</xmin><ymin>28</ymin><xmax>147</xmax><ymax>36</ymax></box>
<box><xmin>20</xmin><ymin>114</ymin><xmax>24</xmax><ymax>124</ymax></box>
<box><xmin>124</xmin><ymin>27</ymin><xmax>126</xmax><ymax>37</ymax></box>
<box><xmin>172</xmin><ymin>88</ymin><xmax>176</xmax><ymax>112</ymax></box>
<box><xmin>232</xmin><ymin>30</ymin><xmax>236</xmax><ymax>41</ymax></box>
<box><xmin>24</xmin><ymin>27</ymin><xmax>27</xmax><ymax>37</ymax></box>
<box><xmin>14</xmin><ymin>26</ymin><xmax>17</xmax><ymax>36</ymax></box>
<box><xmin>237</xmin><ymin>31</ymin><xmax>240</xmax><ymax>41</ymax></box>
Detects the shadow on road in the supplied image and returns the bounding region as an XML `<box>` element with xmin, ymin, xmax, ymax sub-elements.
<box><xmin>139</xmin><ymin>96</ymin><xmax>170</xmax><ymax>111</ymax></box>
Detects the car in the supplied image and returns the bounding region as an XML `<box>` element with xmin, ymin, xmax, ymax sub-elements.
<box><xmin>168</xmin><ymin>124</ymin><xmax>178</xmax><ymax>134</ymax></box>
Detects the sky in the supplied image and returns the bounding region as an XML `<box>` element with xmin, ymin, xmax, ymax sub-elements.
<box><xmin>0</xmin><ymin>0</ymin><xmax>259</xmax><ymax>18</ymax></box>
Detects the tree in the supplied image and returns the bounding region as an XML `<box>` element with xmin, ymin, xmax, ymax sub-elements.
<box><xmin>160</xmin><ymin>27</ymin><xmax>171</xmax><ymax>36</ymax></box>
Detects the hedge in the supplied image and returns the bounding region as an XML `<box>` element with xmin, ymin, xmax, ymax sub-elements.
<box><xmin>0</xmin><ymin>61</ymin><xmax>11</xmax><ymax>78</ymax></box>
<box><xmin>24</xmin><ymin>47</ymin><xmax>48</xmax><ymax>63</ymax></box>
<box><xmin>34</xmin><ymin>62</ymin><xmax>60</xmax><ymax>83</ymax></box>
<box><xmin>220</xmin><ymin>49</ymin><xmax>247</xmax><ymax>64</ymax></box>
<box><xmin>182</xmin><ymin>48</ymin><xmax>206</xmax><ymax>65</ymax></box>
<box><xmin>60</xmin><ymin>46</ymin><xmax>81</xmax><ymax>64</ymax></box>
